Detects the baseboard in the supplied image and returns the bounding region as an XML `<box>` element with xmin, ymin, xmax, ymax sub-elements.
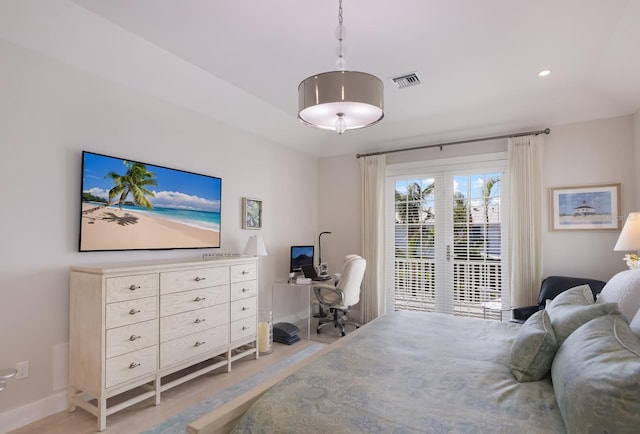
<box><xmin>0</xmin><ymin>390</ymin><xmax>67</xmax><ymax>433</ymax></box>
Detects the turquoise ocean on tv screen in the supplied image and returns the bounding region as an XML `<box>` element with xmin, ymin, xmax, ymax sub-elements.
<box><xmin>104</xmin><ymin>204</ymin><xmax>220</xmax><ymax>232</ymax></box>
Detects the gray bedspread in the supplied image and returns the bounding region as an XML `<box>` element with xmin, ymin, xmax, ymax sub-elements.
<box><xmin>232</xmin><ymin>311</ymin><xmax>566</xmax><ymax>433</ymax></box>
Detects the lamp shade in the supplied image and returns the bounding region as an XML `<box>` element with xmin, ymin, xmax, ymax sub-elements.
<box><xmin>614</xmin><ymin>212</ymin><xmax>640</xmax><ymax>251</ymax></box>
<box><xmin>298</xmin><ymin>71</ymin><xmax>384</xmax><ymax>133</ymax></box>
<box><xmin>243</xmin><ymin>235</ymin><xmax>268</xmax><ymax>257</ymax></box>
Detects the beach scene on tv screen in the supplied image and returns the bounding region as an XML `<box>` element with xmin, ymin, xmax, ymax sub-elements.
<box><xmin>80</xmin><ymin>152</ymin><xmax>221</xmax><ymax>251</ymax></box>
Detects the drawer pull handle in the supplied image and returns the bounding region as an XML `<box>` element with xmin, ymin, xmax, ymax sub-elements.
<box><xmin>194</xmin><ymin>341</ymin><xmax>206</xmax><ymax>347</ymax></box>
<box><xmin>194</xmin><ymin>276</ymin><xmax>206</xmax><ymax>282</ymax></box>
<box><xmin>241</xmin><ymin>270</ymin><xmax>249</xmax><ymax>275</ymax></box>
<box><xmin>242</xmin><ymin>306</ymin><xmax>249</xmax><ymax>311</ymax></box>
<box><xmin>129</xmin><ymin>335</ymin><xmax>141</xmax><ymax>341</ymax></box>
<box><xmin>129</xmin><ymin>362</ymin><xmax>141</xmax><ymax>369</ymax></box>
<box><xmin>194</xmin><ymin>318</ymin><xmax>206</xmax><ymax>324</ymax></box>
<box><xmin>129</xmin><ymin>309</ymin><xmax>141</xmax><ymax>315</ymax></box>
<box><xmin>194</xmin><ymin>296</ymin><xmax>206</xmax><ymax>302</ymax></box>
<box><xmin>242</xmin><ymin>288</ymin><xmax>249</xmax><ymax>292</ymax></box>
<box><xmin>129</xmin><ymin>285</ymin><xmax>141</xmax><ymax>291</ymax></box>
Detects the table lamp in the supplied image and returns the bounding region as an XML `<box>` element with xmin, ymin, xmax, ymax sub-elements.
<box><xmin>242</xmin><ymin>235</ymin><xmax>268</xmax><ymax>257</ymax></box>
<box><xmin>614</xmin><ymin>212</ymin><xmax>640</xmax><ymax>269</ymax></box>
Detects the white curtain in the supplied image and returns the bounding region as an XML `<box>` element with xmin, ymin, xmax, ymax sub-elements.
<box><xmin>508</xmin><ymin>135</ymin><xmax>544</xmax><ymax>308</ymax></box>
<box><xmin>359</xmin><ymin>154</ymin><xmax>386</xmax><ymax>323</ymax></box>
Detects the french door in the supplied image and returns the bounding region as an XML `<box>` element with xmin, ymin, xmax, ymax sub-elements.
<box><xmin>385</xmin><ymin>156</ymin><xmax>509</xmax><ymax>319</ymax></box>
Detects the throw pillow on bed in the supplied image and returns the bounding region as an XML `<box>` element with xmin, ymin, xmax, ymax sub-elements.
<box><xmin>551</xmin><ymin>313</ymin><xmax>640</xmax><ymax>433</ymax></box>
<box><xmin>545</xmin><ymin>284</ymin><xmax>618</xmax><ymax>344</ymax></box>
<box><xmin>509</xmin><ymin>310</ymin><xmax>558</xmax><ymax>382</ymax></box>
<box><xmin>596</xmin><ymin>268</ymin><xmax>640</xmax><ymax>322</ymax></box>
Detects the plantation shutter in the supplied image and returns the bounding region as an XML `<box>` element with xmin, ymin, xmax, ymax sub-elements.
<box><xmin>392</xmin><ymin>177</ymin><xmax>437</xmax><ymax>312</ymax></box>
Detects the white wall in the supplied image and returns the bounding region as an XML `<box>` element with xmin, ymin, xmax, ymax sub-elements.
<box><xmin>542</xmin><ymin>116</ymin><xmax>635</xmax><ymax>279</ymax></box>
<box><xmin>317</xmin><ymin>156</ymin><xmax>361</xmax><ymax>274</ymax></box>
<box><xmin>0</xmin><ymin>39</ymin><xmax>318</xmax><ymax>424</ymax></box>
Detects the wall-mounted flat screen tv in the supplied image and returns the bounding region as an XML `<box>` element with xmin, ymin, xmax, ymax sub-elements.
<box><xmin>79</xmin><ymin>151</ymin><xmax>221</xmax><ymax>252</ymax></box>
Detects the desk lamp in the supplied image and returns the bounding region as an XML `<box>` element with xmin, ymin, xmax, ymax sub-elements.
<box><xmin>614</xmin><ymin>212</ymin><xmax>640</xmax><ymax>269</ymax></box>
<box><xmin>318</xmin><ymin>231</ymin><xmax>332</xmax><ymax>276</ymax></box>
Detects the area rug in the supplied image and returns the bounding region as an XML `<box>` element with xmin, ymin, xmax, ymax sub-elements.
<box><xmin>142</xmin><ymin>342</ymin><xmax>326</xmax><ymax>434</ymax></box>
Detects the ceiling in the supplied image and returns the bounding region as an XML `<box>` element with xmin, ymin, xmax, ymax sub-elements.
<box><xmin>3</xmin><ymin>1</ymin><xmax>640</xmax><ymax>157</ymax></box>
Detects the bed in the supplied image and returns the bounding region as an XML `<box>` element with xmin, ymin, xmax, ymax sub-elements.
<box><xmin>189</xmin><ymin>281</ymin><xmax>640</xmax><ymax>434</ymax></box>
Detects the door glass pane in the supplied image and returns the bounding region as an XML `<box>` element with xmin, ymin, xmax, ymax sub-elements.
<box><xmin>450</xmin><ymin>172</ymin><xmax>503</xmax><ymax>320</ymax></box>
<box><xmin>393</xmin><ymin>178</ymin><xmax>435</xmax><ymax>312</ymax></box>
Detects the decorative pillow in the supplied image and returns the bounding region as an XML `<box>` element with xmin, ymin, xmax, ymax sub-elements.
<box><xmin>597</xmin><ymin>268</ymin><xmax>640</xmax><ymax>321</ymax></box>
<box><xmin>509</xmin><ymin>310</ymin><xmax>558</xmax><ymax>382</ymax></box>
<box><xmin>551</xmin><ymin>314</ymin><xmax>640</xmax><ymax>433</ymax></box>
<box><xmin>545</xmin><ymin>285</ymin><xmax>618</xmax><ymax>344</ymax></box>
<box><xmin>547</xmin><ymin>283</ymin><xmax>594</xmax><ymax>306</ymax></box>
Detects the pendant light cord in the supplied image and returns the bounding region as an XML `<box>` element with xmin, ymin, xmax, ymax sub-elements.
<box><xmin>336</xmin><ymin>0</ymin><xmax>346</xmax><ymax>71</ymax></box>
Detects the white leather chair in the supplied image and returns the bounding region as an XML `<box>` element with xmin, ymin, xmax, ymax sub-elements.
<box><xmin>313</xmin><ymin>255</ymin><xmax>366</xmax><ymax>336</ymax></box>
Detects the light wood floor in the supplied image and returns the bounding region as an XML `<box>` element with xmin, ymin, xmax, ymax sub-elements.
<box><xmin>9</xmin><ymin>338</ymin><xmax>333</xmax><ymax>434</ymax></box>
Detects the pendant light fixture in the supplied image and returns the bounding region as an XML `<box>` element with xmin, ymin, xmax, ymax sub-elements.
<box><xmin>298</xmin><ymin>0</ymin><xmax>384</xmax><ymax>134</ymax></box>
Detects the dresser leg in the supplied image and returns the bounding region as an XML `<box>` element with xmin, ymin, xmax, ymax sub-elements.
<box><xmin>67</xmin><ymin>386</ymin><xmax>77</xmax><ymax>412</ymax></box>
<box><xmin>155</xmin><ymin>376</ymin><xmax>161</xmax><ymax>405</ymax></box>
<box><xmin>98</xmin><ymin>396</ymin><xmax>107</xmax><ymax>431</ymax></box>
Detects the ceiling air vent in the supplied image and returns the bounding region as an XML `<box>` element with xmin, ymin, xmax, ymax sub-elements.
<box><xmin>391</xmin><ymin>72</ymin><xmax>421</xmax><ymax>89</ymax></box>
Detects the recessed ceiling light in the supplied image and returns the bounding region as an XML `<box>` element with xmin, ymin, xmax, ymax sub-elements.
<box><xmin>538</xmin><ymin>69</ymin><xmax>552</xmax><ymax>77</ymax></box>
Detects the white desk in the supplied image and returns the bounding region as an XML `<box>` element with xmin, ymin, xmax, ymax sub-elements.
<box><xmin>272</xmin><ymin>281</ymin><xmax>313</xmax><ymax>341</ymax></box>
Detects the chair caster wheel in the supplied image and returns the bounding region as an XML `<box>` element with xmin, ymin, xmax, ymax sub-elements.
<box><xmin>316</xmin><ymin>328</ymin><xmax>321</xmax><ymax>334</ymax></box>
<box><xmin>341</xmin><ymin>331</ymin><xmax>346</xmax><ymax>336</ymax></box>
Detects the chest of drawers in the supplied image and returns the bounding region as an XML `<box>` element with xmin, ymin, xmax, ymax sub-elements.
<box><xmin>68</xmin><ymin>257</ymin><xmax>258</xmax><ymax>431</ymax></box>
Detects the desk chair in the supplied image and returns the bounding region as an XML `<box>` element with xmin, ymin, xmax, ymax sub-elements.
<box><xmin>313</xmin><ymin>255</ymin><xmax>366</xmax><ymax>336</ymax></box>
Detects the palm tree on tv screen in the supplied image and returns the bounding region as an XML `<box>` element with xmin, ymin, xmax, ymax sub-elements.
<box><xmin>106</xmin><ymin>161</ymin><xmax>157</xmax><ymax>210</ymax></box>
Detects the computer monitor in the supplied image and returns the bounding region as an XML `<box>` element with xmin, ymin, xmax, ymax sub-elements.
<box><xmin>290</xmin><ymin>245</ymin><xmax>314</xmax><ymax>273</ymax></box>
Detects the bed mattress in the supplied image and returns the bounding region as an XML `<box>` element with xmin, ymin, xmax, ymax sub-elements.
<box><xmin>232</xmin><ymin>310</ymin><xmax>565</xmax><ymax>433</ymax></box>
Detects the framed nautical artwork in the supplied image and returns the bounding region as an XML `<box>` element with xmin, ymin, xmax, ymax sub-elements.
<box><xmin>549</xmin><ymin>184</ymin><xmax>620</xmax><ymax>231</ymax></box>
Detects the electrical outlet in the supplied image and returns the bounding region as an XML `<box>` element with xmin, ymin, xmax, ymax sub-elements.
<box><xmin>15</xmin><ymin>361</ymin><xmax>29</xmax><ymax>380</ymax></box>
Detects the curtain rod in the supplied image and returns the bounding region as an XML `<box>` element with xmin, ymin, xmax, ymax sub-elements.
<box><xmin>355</xmin><ymin>128</ymin><xmax>550</xmax><ymax>159</ymax></box>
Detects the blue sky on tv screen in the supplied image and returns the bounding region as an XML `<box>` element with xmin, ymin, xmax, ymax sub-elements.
<box><xmin>82</xmin><ymin>152</ymin><xmax>221</xmax><ymax>212</ymax></box>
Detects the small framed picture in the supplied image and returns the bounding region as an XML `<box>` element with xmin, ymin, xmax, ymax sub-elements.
<box><xmin>549</xmin><ymin>184</ymin><xmax>621</xmax><ymax>231</ymax></box>
<box><xmin>242</xmin><ymin>197</ymin><xmax>262</xmax><ymax>229</ymax></box>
